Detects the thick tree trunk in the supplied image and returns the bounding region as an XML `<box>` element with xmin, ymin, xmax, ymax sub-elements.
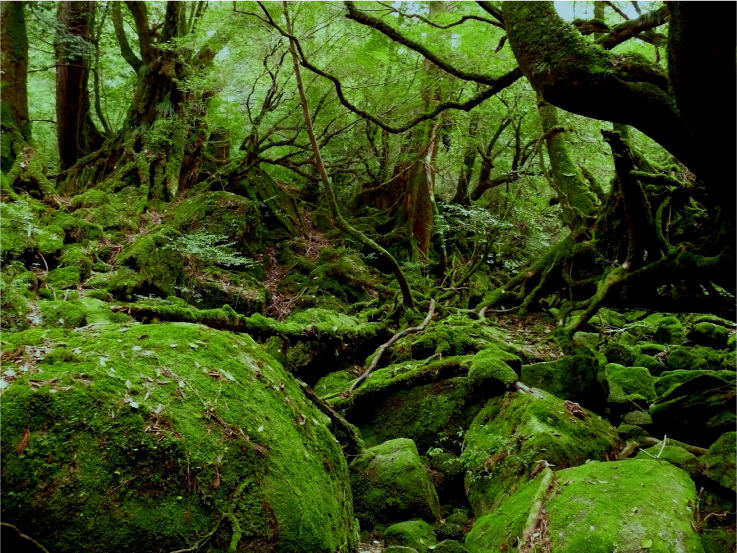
<box><xmin>1</xmin><ymin>1</ymin><xmax>30</xmax><ymax>169</ymax></box>
<box><xmin>55</xmin><ymin>1</ymin><xmax>105</xmax><ymax>170</ymax></box>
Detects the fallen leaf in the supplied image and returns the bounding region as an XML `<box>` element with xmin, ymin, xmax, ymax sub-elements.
<box><xmin>16</xmin><ymin>427</ymin><xmax>31</xmax><ymax>455</ymax></box>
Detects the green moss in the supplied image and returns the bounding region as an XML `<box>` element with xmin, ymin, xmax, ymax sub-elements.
<box><xmin>462</xmin><ymin>389</ymin><xmax>620</xmax><ymax>516</ymax></box>
<box><xmin>36</xmin><ymin>224</ymin><xmax>65</xmax><ymax>256</ymax></box>
<box><xmin>116</xmin><ymin>232</ymin><xmax>184</xmax><ymax>297</ymax></box>
<box><xmin>467</xmin><ymin>347</ymin><xmax>519</xmax><ymax>393</ymax></box>
<box><xmin>521</xmin><ymin>350</ymin><xmax>605</xmax><ymax>408</ymax></box>
<box><xmin>466</xmin><ymin>460</ymin><xmax>703</xmax><ymax>553</ymax></box>
<box><xmin>70</xmin><ymin>189</ymin><xmax>109</xmax><ymax>209</ymax></box>
<box><xmin>314</xmin><ymin>370</ymin><xmax>356</xmax><ymax>398</ymax></box>
<box><xmin>384</xmin><ymin>520</ymin><xmax>437</xmax><ymax>552</ymax></box>
<box><xmin>616</xmin><ymin>423</ymin><xmax>649</xmax><ymax>441</ymax></box>
<box><xmin>384</xmin><ymin>547</ymin><xmax>419</xmax><ymax>553</ymax></box>
<box><xmin>59</xmin><ymin>246</ymin><xmax>93</xmax><ymax>280</ymax></box>
<box><xmin>692</xmin><ymin>315</ymin><xmax>735</xmax><ymax>328</ymax></box>
<box><xmin>688</xmin><ymin>322</ymin><xmax>731</xmax><ymax>350</ymax></box>
<box><xmin>650</xmin><ymin>373</ymin><xmax>736</xmax><ymax>447</ymax></box>
<box><xmin>633</xmin><ymin>353</ymin><xmax>665</xmax><ymax>375</ymax></box>
<box><xmin>38</xmin><ymin>300</ymin><xmax>88</xmax><ymax>328</ymax></box>
<box><xmin>652</xmin><ymin>315</ymin><xmax>685</xmax><ymax>345</ymax></box>
<box><xmin>702</xmin><ymin>432</ymin><xmax>736</xmax><ymax>492</ymax></box>
<box><xmin>655</xmin><ymin>369</ymin><xmax>736</xmax><ymax>397</ymax></box>
<box><xmin>604</xmin><ymin>363</ymin><xmax>657</xmax><ymax>404</ymax></box>
<box><xmin>349</xmin><ymin>438</ymin><xmax>441</xmax><ymax>530</ymax></box>
<box><xmin>48</xmin><ymin>212</ymin><xmax>104</xmax><ymax>243</ymax></box>
<box><xmin>1</xmin><ymin>323</ymin><xmax>356</xmax><ymax>552</ymax></box>
<box><xmin>635</xmin><ymin>445</ymin><xmax>702</xmax><ymax>477</ymax></box>
<box><xmin>432</xmin><ymin>540</ymin><xmax>468</xmax><ymax>553</ymax></box>
<box><xmin>601</xmin><ymin>342</ymin><xmax>635</xmax><ymax>366</ymax></box>
<box><xmin>171</xmin><ymin>191</ymin><xmax>264</xmax><ymax>257</ymax></box>
<box><xmin>46</xmin><ymin>265</ymin><xmax>82</xmax><ymax>290</ymax></box>
<box><xmin>436</xmin><ymin>522</ymin><xmax>465</xmax><ymax>541</ymax></box>
<box><xmin>666</xmin><ymin>345</ymin><xmax>734</xmax><ymax>372</ymax></box>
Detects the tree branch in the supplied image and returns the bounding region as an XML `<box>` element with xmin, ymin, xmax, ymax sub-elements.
<box><xmin>124</xmin><ymin>1</ymin><xmax>155</xmax><ymax>64</ymax></box>
<box><xmin>112</xmin><ymin>2</ymin><xmax>143</xmax><ymax>72</ymax></box>
<box><xmin>597</xmin><ymin>5</ymin><xmax>669</xmax><ymax>50</ymax></box>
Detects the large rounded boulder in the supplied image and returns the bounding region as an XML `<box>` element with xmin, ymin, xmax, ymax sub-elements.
<box><xmin>1</xmin><ymin>322</ymin><xmax>356</xmax><ymax>552</ymax></box>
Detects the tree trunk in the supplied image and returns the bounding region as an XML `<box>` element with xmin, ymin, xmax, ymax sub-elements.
<box><xmin>55</xmin><ymin>1</ymin><xmax>105</xmax><ymax>170</ymax></box>
<box><xmin>1</xmin><ymin>1</ymin><xmax>30</xmax><ymax>170</ymax></box>
<box><xmin>57</xmin><ymin>1</ymin><xmax>212</xmax><ymax>202</ymax></box>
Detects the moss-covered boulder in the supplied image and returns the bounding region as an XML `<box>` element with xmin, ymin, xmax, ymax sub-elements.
<box><xmin>428</xmin><ymin>452</ymin><xmax>466</xmax><ymax>510</ymax></box>
<box><xmin>688</xmin><ymin>322</ymin><xmax>731</xmax><ymax>350</ymax></box>
<box><xmin>384</xmin><ymin>520</ymin><xmax>437</xmax><ymax>552</ymax></box>
<box><xmin>432</xmin><ymin>540</ymin><xmax>468</xmax><ymax>553</ymax></box>
<box><xmin>435</xmin><ymin>522</ymin><xmax>465</xmax><ymax>541</ymax></box>
<box><xmin>604</xmin><ymin>363</ymin><xmax>657</xmax><ymax>405</ymax></box>
<box><xmin>651</xmin><ymin>315</ymin><xmax>685</xmax><ymax>344</ymax></box>
<box><xmin>171</xmin><ymin>191</ymin><xmax>265</xmax><ymax>256</ymax></box>
<box><xmin>702</xmin><ymin>432</ymin><xmax>737</xmax><ymax>492</ymax></box>
<box><xmin>1</xmin><ymin>323</ymin><xmax>356</xmax><ymax>552</ymax></box>
<box><xmin>461</xmin><ymin>388</ymin><xmax>620</xmax><ymax>516</ymax></box>
<box><xmin>601</xmin><ymin>342</ymin><xmax>635</xmax><ymax>366</ymax></box>
<box><xmin>349</xmin><ymin>438</ymin><xmax>441</xmax><ymax>530</ymax></box>
<box><xmin>315</xmin><ymin>370</ymin><xmax>356</xmax><ymax>398</ymax></box>
<box><xmin>467</xmin><ymin>346</ymin><xmax>519</xmax><ymax>393</ymax></box>
<box><xmin>466</xmin><ymin>459</ymin><xmax>703</xmax><ymax>553</ymax></box>
<box><xmin>384</xmin><ymin>547</ymin><xmax>419</xmax><ymax>553</ymax></box>
<box><xmin>115</xmin><ymin>232</ymin><xmax>184</xmax><ymax>297</ymax></box>
<box><xmin>655</xmin><ymin>369</ymin><xmax>736</xmax><ymax>397</ymax></box>
<box><xmin>650</xmin><ymin>373</ymin><xmax>736</xmax><ymax>447</ymax></box>
<box><xmin>520</xmin><ymin>350</ymin><xmax>605</xmax><ymax>408</ymax></box>
<box><xmin>665</xmin><ymin>345</ymin><xmax>734</xmax><ymax>372</ymax></box>
<box><xmin>635</xmin><ymin>445</ymin><xmax>702</xmax><ymax>478</ymax></box>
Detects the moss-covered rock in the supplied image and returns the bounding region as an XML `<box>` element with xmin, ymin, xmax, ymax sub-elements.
<box><xmin>635</xmin><ymin>445</ymin><xmax>702</xmax><ymax>478</ymax></box>
<box><xmin>466</xmin><ymin>459</ymin><xmax>703</xmax><ymax>553</ymax></box>
<box><xmin>384</xmin><ymin>520</ymin><xmax>437</xmax><ymax>552</ymax></box>
<box><xmin>604</xmin><ymin>363</ymin><xmax>657</xmax><ymax>404</ymax></box>
<box><xmin>651</xmin><ymin>315</ymin><xmax>685</xmax><ymax>344</ymax></box>
<box><xmin>650</xmin><ymin>373</ymin><xmax>736</xmax><ymax>447</ymax></box>
<box><xmin>1</xmin><ymin>323</ymin><xmax>356</xmax><ymax>552</ymax></box>
<box><xmin>467</xmin><ymin>346</ymin><xmax>519</xmax><ymax>394</ymax></box>
<box><xmin>664</xmin><ymin>345</ymin><xmax>734</xmax><ymax>372</ymax></box>
<box><xmin>116</xmin><ymin>232</ymin><xmax>184</xmax><ymax>297</ymax></box>
<box><xmin>688</xmin><ymin>322</ymin><xmax>731</xmax><ymax>350</ymax></box>
<box><xmin>349</xmin><ymin>438</ymin><xmax>441</xmax><ymax>530</ymax></box>
<box><xmin>384</xmin><ymin>547</ymin><xmax>419</xmax><ymax>553</ymax></box>
<box><xmin>45</xmin><ymin>265</ymin><xmax>82</xmax><ymax>290</ymax></box>
<box><xmin>315</xmin><ymin>370</ymin><xmax>356</xmax><ymax>398</ymax></box>
<box><xmin>171</xmin><ymin>191</ymin><xmax>264</xmax><ymax>257</ymax></box>
<box><xmin>428</xmin><ymin>452</ymin><xmax>466</xmax><ymax>510</ymax></box>
<box><xmin>601</xmin><ymin>342</ymin><xmax>635</xmax><ymax>366</ymax></box>
<box><xmin>435</xmin><ymin>522</ymin><xmax>465</xmax><ymax>541</ymax></box>
<box><xmin>655</xmin><ymin>369</ymin><xmax>737</xmax><ymax>397</ymax></box>
<box><xmin>444</xmin><ymin>511</ymin><xmax>469</xmax><ymax>526</ymax></box>
<box><xmin>432</xmin><ymin>540</ymin><xmax>468</xmax><ymax>553</ymax></box>
<box><xmin>48</xmin><ymin>212</ymin><xmax>104</xmax><ymax>243</ymax></box>
<box><xmin>622</xmin><ymin>410</ymin><xmax>653</xmax><ymax>426</ymax></box>
<box><xmin>702</xmin><ymin>432</ymin><xmax>737</xmax><ymax>492</ymax></box>
<box><xmin>521</xmin><ymin>350</ymin><xmax>605</xmax><ymax>408</ymax></box>
<box><xmin>462</xmin><ymin>389</ymin><xmax>620</xmax><ymax>516</ymax></box>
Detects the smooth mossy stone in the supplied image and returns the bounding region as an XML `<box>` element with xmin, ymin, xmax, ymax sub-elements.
<box><xmin>652</xmin><ymin>315</ymin><xmax>685</xmax><ymax>344</ymax></box>
<box><xmin>521</xmin><ymin>350</ymin><xmax>605</xmax><ymax>408</ymax></box>
<box><xmin>467</xmin><ymin>346</ymin><xmax>519</xmax><ymax>393</ymax></box>
<box><xmin>46</xmin><ymin>266</ymin><xmax>82</xmax><ymax>290</ymax></box>
<box><xmin>0</xmin><ymin>323</ymin><xmax>356</xmax><ymax>552</ymax></box>
<box><xmin>604</xmin><ymin>363</ymin><xmax>657</xmax><ymax>403</ymax></box>
<box><xmin>462</xmin><ymin>388</ymin><xmax>620</xmax><ymax>516</ymax></box>
<box><xmin>384</xmin><ymin>520</ymin><xmax>437</xmax><ymax>553</ymax></box>
<box><xmin>650</xmin><ymin>373</ymin><xmax>737</xmax><ymax>447</ymax></box>
<box><xmin>384</xmin><ymin>547</ymin><xmax>419</xmax><ymax>553</ymax></box>
<box><xmin>692</xmin><ymin>315</ymin><xmax>736</xmax><ymax>328</ymax></box>
<box><xmin>436</xmin><ymin>522</ymin><xmax>465</xmax><ymax>541</ymax></box>
<box><xmin>601</xmin><ymin>342</ymin><xmax>635</xmax><ymax>366</ymax></box>
<box><xmin>636</xmin><ymin>445</ymin><xmax>702</xmax><ymax>478</ymax></box>
<box><xmin>616</xmin><ymin>424</ymin><xmax>649</xmax><ymax>441</ymax></box>
<box><xmin>466</xmin><ymin>459</ymin><xmax>704</xmax><ymax>553</ymax></box>
<box><xmin>314</xmin><ymin>370</ymin><xmax>355</xmax><ymax>398</ymax></box>
<box><xmin>572</xmin><ymin>332</ymin><xmax>599</xmax><ymax>350</ymax></box>
<box><xmin>655</xmin><ymin>369</ymin><xmax>736</xmax><ymax>397</ymax></box>
<box><xmin>623</xmin><ymin>410</ymin><xmax>653</xmax><ymax>426</ymax></box>
<box><xmin>688</xmin><ymin>322</ymin><xmax>731</xmax><ymax>350</ymax></box>
<box><xmin>432</xmin><ymin>540</ymin><xmax>469</xmax><ymax>553</ymax></box>
<box><xmin>349</xmin><ymin>438</ymin><xmax>441</xmax><ymax>530</ymax></box>
<box><xmin>702</xmin><ymin>432</ymin><xmax>737</xmax><ymax>492</ymax></box>
<box><xmin>633</xmin><ymin>353</ymin><xmax>666</xmax><ymax>376</ymax></box>
<box><xmin>444</xmin><ymin>512</ymin><xmax>469</xmax><ymax>526</ymax></box>
<box><xmin>664</xmin><ymin>345</ymin><xmax>732</xmax><ymax>372</ymax></box>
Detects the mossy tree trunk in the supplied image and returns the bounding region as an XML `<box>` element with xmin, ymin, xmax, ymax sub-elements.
<box><xmin>55</xmin><ymin>1</ymin><xmax>105</xmax><ymax>170</ymax></box>
<box><xmin>57</xmin><ymin>1</ymin><xmax>216</xmax><ymax>202</ymax></box>
<box><xmin>1</xmin><ymin>1</ymin><xmax>59</xmax><ymax>204</ymax></box>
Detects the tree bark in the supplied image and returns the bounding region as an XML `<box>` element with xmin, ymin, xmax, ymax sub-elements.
<box><xmin>1</xmin><ymin>1</ymin><xmax>31</xmax><ymax>169</ymax></box>
<box><xmin>55</xmin><ymin>1</ymin><xmax>105</xmax><ymax>170</ymax></box>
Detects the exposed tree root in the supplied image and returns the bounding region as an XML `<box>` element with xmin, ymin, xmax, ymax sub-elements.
<box><xmin>344</xmin><ymin>299</ymin><xmax>435</xmax><ymax>396</ymax></box>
